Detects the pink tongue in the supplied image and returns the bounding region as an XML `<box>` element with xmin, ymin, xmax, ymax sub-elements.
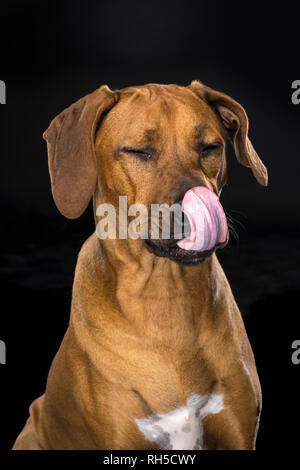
<box><xmin>177</xmin><ymin>186</ymin><xmax>228</xmax><ymax>252</ymax></box>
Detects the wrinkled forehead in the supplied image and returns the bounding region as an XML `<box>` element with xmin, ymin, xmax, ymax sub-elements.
<box><xmin>99</xmin><ymin>85</ymin><xmax>226</xmax><ymax>145</ymax></box>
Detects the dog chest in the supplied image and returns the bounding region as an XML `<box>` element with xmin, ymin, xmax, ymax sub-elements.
<box><xmin>135</xmin><ymin>393</ymin><xmax>224</xmax><ymax>450</ymax></box>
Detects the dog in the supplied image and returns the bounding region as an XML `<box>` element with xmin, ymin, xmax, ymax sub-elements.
<box><xmin>12</xmin><ymin>80</ymin><xmax>268</xmax><ymax>450</ymax></box>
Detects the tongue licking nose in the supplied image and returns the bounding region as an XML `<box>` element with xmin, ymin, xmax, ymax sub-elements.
<box><xmin>177</xmin><ymin>186</ymin><xmax>228</xmax><ymax>252</ymax></box>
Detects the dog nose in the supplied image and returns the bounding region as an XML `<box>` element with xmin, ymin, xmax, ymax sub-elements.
<box><xmin>174</xmin><ymin>193</ymin><xmax>185</xmax><ymax>207</ymax></box>
<box><xmin>174</xmin><ymin>192</ymin><xmax>195</xmax><ymax>238</ymax></box>
<box><xmin>168</xmin><ymin>196</ymin><xmax>191</xmax><ymax>243</ymax></box>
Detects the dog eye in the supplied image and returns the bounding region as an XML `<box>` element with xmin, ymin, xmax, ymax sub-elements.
<box><xmin>200</xmin><ymin>143</ymin><xmax>222</xmax><ymax>157</ymax></box>
<box><xmin>121</xmin><ymin>147</ymin><xmax>153</xmax><ymax>160</ymax></box>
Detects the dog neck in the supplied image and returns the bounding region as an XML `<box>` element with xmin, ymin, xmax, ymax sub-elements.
<box><xmin>79</xmin><ymin>234</ymin><xmax>226</xmax><ymax>346</ymax></box>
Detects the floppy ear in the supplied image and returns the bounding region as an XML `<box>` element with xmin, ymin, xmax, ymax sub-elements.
<box><xmin>43</xmin><ymin>85</ymin><xmax>119</xmax><ymax>219</ymax></box>
<box><xmin>188</xmin><ymin>80</ymin><xmax>268</xmax><ymax>186</ymax></box>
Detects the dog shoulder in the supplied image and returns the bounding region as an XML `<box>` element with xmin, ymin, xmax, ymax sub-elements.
<box><xmin>75</xmin><ymin>233</ymin><xmax>106</xmax><ymax>278</ymax></box>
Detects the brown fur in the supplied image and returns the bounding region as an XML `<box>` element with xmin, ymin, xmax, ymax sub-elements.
<box><xmin>13</xmin><ymin>81</ymin><xmax>267</xmax><ymax>450</ymax></box>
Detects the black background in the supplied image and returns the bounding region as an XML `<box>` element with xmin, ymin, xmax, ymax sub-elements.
<box><xmin>0</xmin><ymin>0</ymin><xmax>299</xmax><ymax>454</ymax></box>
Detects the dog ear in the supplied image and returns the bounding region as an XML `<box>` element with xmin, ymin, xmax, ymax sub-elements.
<box><xmin>188</xmin><ymin>80</ymin><xmax>268</xmax><ymax>186</ymax></box>
<box><xmin>43</xmin><ymin>85</ymin><xmax>119</xmax><ymax>219</ymax></box>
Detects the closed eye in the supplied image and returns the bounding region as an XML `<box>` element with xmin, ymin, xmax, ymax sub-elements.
<box><xmin>120</xmin><ymin>147</ymin><xmax>153</xmax><ymax>160</ymax></box>
<box><xmin>200</xmin><ymin>143</ymin><xmax>223</xmax><ymax>157</ymax></box>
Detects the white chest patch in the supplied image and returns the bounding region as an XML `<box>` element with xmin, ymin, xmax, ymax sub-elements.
<box><xmin>135</xmin><ymin>393</ymin><xmax>223</xmax><ymax>450</ymax></box>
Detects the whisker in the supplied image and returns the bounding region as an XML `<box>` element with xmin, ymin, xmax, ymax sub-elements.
<box><xmin>224</xmin><ymin>209</ymin><xmax>248</xmax><ymax>245</ymax></box>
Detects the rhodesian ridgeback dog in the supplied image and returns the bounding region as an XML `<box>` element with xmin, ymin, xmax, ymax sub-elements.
<box><xmin>13</xmin><ymin>80</ymin><xmax>268</xmax><ymax>450</ymax></box>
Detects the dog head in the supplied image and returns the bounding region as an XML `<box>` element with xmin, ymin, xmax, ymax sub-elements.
<box><xmin>44</xmin><ymin>81</ymin><xmax>268</xmax><ymax>266</ymax></box>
